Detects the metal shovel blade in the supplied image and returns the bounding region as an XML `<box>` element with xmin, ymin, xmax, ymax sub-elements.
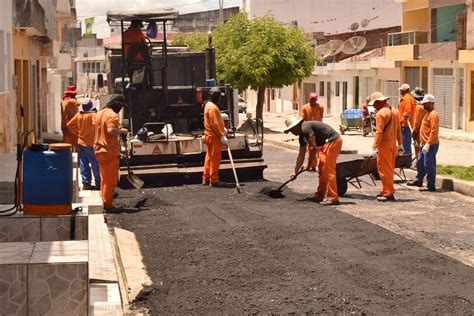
<box><xmin>127</xmin><ymin>171</ymin><xmax>144</xmax><ymax>190</ymax></box>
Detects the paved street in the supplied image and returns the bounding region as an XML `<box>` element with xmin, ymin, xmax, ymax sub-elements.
<box><xmin>106</xmin><ymin>144</ymin><xmax>474</xmax><ymax>314</ymax></box>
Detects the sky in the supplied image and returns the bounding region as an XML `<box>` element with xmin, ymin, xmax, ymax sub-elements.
<box><xmin>75</xmin><ymin>0</ymin><xmax>241</xmax><ymax>38</ymax></box>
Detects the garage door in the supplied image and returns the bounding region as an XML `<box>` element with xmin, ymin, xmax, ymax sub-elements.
<box><xmin>433</xmin><ymin>68</ymin><xmax>454</xmax><ymax>128</ymax></box>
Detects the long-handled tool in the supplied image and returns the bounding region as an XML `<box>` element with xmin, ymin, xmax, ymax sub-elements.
<box><xmin>123</xmin><ymin>138</ymin><xmax>144</xmax><ymax>189</ymax></box>
<box><xmin>227</xmin><ymin>147</ymin><xmax>241</xmax><ymax>193</ymax></box>
<box><xmin>262</xmin><ymin>169</ymin><xmax>305</xmax><ymax>198</ymax></box>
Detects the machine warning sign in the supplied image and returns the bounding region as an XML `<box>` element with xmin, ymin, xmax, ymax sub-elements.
<box><xmin>152</xmin><ymin>145</ymin><xmax>162</xmax><ymax>155</ymax></box>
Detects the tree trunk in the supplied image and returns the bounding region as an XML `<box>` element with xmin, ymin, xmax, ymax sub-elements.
<box><xmin>256</xmin><ymin>85</ymin><xmax>265</xmax><ymax>123</ymax></box>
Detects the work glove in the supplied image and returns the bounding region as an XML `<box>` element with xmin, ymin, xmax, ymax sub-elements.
<box><xmin>370</xmin><ymin>148</ymin><xmax>378</xmax><ymax>158</ymax></box>
<box><xmin>220</xmin><ymin>135</ymin><xmax>228</xmax><ymax>146</ymax></box>
<box><xmin>398</xmin><ymin>145</ymin><xmax>404</xmax><ymax>154</ymax></box>
<box><xmin>422</xmin><ymin>144</ymin><xmax>430</xmax><ymax>155</ymax></box>
<box><xmin>224</xmin><ymin>127</ymin><xmax>228</xmax><ymax>135</ymax></box>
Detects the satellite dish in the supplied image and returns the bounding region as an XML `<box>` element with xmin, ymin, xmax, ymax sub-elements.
<box><xmin>342</xmin><ymin>36</ymin><xmax>367</xmax><ymax>54</ymax></box>
<box><xmin>350</xmin><ymin>22</ymin><xmax>359</xmax><ymax>31</ymax></box>
<box><xmin>324</xmin><ymin>39</ymin><xmax>344</xmax><ymax>58</ymax></box>
<box><xmin>314</xmin><ymin>43</ymin><xmax>331</xmax><ymax>57</ymax></box>
<box><xmin>361</xmin><ymin>18</ymin><xmax>370</xmax><ymax>28</ymax></box>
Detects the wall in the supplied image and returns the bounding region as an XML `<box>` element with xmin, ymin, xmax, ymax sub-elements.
<box><xmin>246</xmin><ymin>0</ymin><xmax>401</xmax><ymax>34</ymax></box>
<box><xmin>466</xmin><ymin>0</ymin><xmax>474</xmax><ymax>49</ymax></box>
<box><xmin>402</xmin><ymin>8</ymin><xmax>429</xmax><ymax>31</ymax></box>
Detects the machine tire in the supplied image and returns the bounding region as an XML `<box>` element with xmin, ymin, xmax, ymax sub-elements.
<box><xmin>337</xmin><ymin>177</ymin><xmax>348</xmax><ymax>196</ymax></box>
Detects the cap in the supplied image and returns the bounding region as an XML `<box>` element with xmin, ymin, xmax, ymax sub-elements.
<box><xmin>398</xmin><ymin>83</ymin><xmax>410</xmax><ymax>91</ymax></box>
<box><xmin>368</xmin><ymin>91</ymin><xmax>389</xmax><ymax>106</ymax></box>
<box><xmin>80</xmin><ymin>98</ymin><xmax>94</xmax><ymax>112</ymax></box>
<box><xmin>419</xmin><ymin>94</ymin><xmax>435</xmax><ymax>104</ymax></box>
<box><xmin>283</xmin><ymin>115</ymin><xmax>303</xmax><ymax>133</ymax></box>
<box><xmin>309</xmin><ymin>92</ymin><xmax>318</xmax><ymax>99</ymax></box>
<box><xmin>65</xmin><ymin>85</ymin><xmax>77</xmax><ymax>94</ymax></box>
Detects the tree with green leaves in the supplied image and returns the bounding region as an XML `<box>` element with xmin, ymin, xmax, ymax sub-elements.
<box><xmin>172</xmin><ymin>32</ymin><xmax>208</xmax><ymax>52</ymax></box>
<box><xmin>213</xmin><ymin>12</ymin><xmax>316</xmax><ymax>121</ymax></box>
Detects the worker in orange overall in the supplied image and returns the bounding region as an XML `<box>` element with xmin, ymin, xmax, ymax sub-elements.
<box><xmin>202</xmin><ymin>87</ymin><xmax>229</xmax><ymax>188</ymax></box>
<box><xmin>285</xmin><ymin>115</ymin><xmax>342</xmax><ymax>206</ymax></box>
<box><xmin>411</xmin><ymin>87</ymin><xmax>426</xmax><ymax>159</ymax></box>
<box><xmin>300</xmin><ymin>92</ymin><xmax>324</xmax><ymax>171</ymax></box>
<box><xmin>123</xmin><ymin>20</ymin><xmax>147</xmax><ymax>58</ymax></box>
<box><xmin>61</xmin><ymin>85</ymin><xmax>80</xmax><ymax>151</ymax></box>
<box><xmin>94</xmin><ymin>95</ymin><xmax>128</xmax><ymax>211</ymax></box>
<box><xmin>369</xmin><ymin>92</ymin><xmax>403</xmax><ymax>202</ymax></box>
<box><xmin>67</xmin><ymin>98</ymin><xmax>100</xmax><ymax>190</ymax></box>
<box><xmin>407</xmin><ymin>94</ymin><xmax>439</xmax><ymax>192</ymax></box>
<box><xmin>398</xmin><ymin>83</ymin><xmax>415</xmax><ymax>167</ymax></box>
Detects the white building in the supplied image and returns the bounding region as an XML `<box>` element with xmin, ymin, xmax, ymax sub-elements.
<box><xmin>242</xmin><ymin>0</ymin><xmax>402</xmax><ymax>117</ymax></box>
<box><xmin>0</xmin><ymin>0</ymin><xmax>15</xmax><ymax>152</ymax></box>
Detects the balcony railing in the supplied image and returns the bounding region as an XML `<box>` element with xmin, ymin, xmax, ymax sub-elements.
<box><xmin>388</xmin><ymin>30</ymin><xmax>429</xmax><ymax>46</ymax></box>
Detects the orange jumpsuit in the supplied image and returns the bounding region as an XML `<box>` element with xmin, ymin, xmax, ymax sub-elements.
<box><xmin>412</xmin><ymin>104</ymin><xmax>427</xmax><ymax>156</ymax></box>
<box><xmin>94</xmin><ymin>108</ymin><xmax>120</xmax><ymax>209</ymax></box>
<box><xmin>202</xmin><ymin>101</ymin><xmax>225</xmax><ymax>184</ymax></box>
<box><xmin>399</xmin><ymin>93</ymin><xmax>415</xmax><ymax>127</ymax></box>
<box><xmin>123</xmin><ymin>27</ymin><xmax>147</xmax><ymax>57</ymax></box>
<box><xmin>301</xmin><ymin>102</ymin><xmax>324</xmax><ymax>169</ymax></box>
<box><xmin>61</xmin><ymin>98</ymin><xmax>80</xmax><ymax>150</ymax></box>
<box><xmin>316</xmin><ymin>137</ymin><xmax>342</xmax><ymax>202</ymax></box>
<box><xmin>373</xmin><ymin>107</ymin><xmax>402</xmax><ymax>197</ymax></box>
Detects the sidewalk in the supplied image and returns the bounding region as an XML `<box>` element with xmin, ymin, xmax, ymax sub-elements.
<box><xmin>257</xmin><ymin>111</ymin><xmax>474</xmax><ymax>197</ymax></box>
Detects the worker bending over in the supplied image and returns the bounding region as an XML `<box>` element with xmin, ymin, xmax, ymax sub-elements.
<box><xmin>202</xmin><ymin>87</ymin><xmax>229</xmax><ymax>188</ymax></box>
<box><xmin>300</xmin><ymin>92</ymin><xmax>324</xmax><ymax>171</ymax></box>
<box><xmin>369</xmin><ymin>92</ymin><xmax>403</xmax><ymax>202</ymax></box>
<box><xmin>398</xmin><ymin>83</ymin><xmax>415</xmax><ymax>167</ymax></box>
<box><xmin>67</xmin><ymin>98</ymin><xmax>100</xmax><ymax>190</ymax></box>
<box><xmin>407</xmin><ymin>94</ymin><xmax>439</xmax><ymax>192</ymax></box>
<box><xmin>61</xmin><ymin>85</ymin><xmax>80</xmax><ymax>151</ymax></box>
<box><xmin>94</xmin><ymin>95</ymin><xmax>128</xmax><ymax>211</ymax></box>
<box><xmin>411</xmin><ymin>87</ymin><xmax>426</xmax><ymax>159</ymax></box>
<box><xmin>284</xmin><ymin>115</ymin><xmax>342</xmax><ymax>205</ymax></box>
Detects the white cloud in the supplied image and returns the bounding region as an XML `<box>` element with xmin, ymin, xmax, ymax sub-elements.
<box><xmin>76</xmin><ymin>0</ymin><xmax>241</xmax><ymax>38</ymax></box>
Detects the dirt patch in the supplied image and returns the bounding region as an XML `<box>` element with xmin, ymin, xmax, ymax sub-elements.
<box><xmin>106</xmin><ymin>182</ymin><xmax>474</xmax><ymax>314</ymax></box>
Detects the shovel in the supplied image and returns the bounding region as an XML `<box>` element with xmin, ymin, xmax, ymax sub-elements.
<box><xmin>123</xmin><ymin>139</ymin><xmax>144</xmax><ymax>189</ymax></box>
<box><xmin>262</xmin><ymin>169</ymin><xmax>305</xmax><ymax>198</ymax></box>
<box><xmin>227</xmin><ymin>147</ymin><xmax>241</xmax><ymax>193</ymax></box>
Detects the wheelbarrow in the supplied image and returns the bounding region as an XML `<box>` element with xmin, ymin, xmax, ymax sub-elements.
<box><xmin>336</xmin><ymin>153</ymin><xmax>412</xmax><ymax>196</ymax></box>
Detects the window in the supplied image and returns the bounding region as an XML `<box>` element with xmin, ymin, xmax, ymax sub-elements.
<box><xmin>432</xmin><ymin>4</ymin><xmax>465</xmax><ymax>43</ymax></box>
<box><xmin>319</xmin><ymin>81</ymin><xmax>325</xmax><ymax>96</ymax></box>
<box><xmin>342</xmin><ymin>81</ymin><xmax>348</xmax><ymax>110</ymax></box>
<box><xmin>422</xmin><ymin>67</ymin><xmax>428</xmax><ymax>90</ymax></box>
<box><xmin>405</xmin><ymin>67</ymin><xmax>420</xmax><ymax>90</ymax></box>
<box><xmin>335</xmin><ymin>81</ymin><xmax>340</xmax><ymax>96</ymax></box>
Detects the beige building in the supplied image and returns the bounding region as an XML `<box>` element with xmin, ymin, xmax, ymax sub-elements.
<box><xmin>386</xmin><ymin>0</ymin><xmax>473</xmax><ymax>131</ymax></box>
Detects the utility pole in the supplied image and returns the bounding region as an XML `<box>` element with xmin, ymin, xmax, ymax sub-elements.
<box><xmin>219</xmin><ymin>0</ymin><xmax>224</xmax><ymax>23</ymax></box>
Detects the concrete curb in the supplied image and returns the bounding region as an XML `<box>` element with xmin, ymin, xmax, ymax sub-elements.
<box><xmin>264</xmin><ymin>138</ymin><xmax>358</xmax><ymax>155</ymax></box>
<box><xmin>403</xmin><ymin>169</ymin><xmax>474</xmax><ymax>198</ymax></box>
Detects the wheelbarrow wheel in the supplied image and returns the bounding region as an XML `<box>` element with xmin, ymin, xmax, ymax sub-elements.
<box><xmin>337</xmin><ymin>177</ymin><xmax>348</xmax><ymax>196</ymax></box>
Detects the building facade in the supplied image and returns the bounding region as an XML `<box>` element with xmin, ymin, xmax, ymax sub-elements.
<box><xmin>386</xmin><ymin>0</ymin><xmax>473</xmax><ymax>131</ymax></box>
<box><xmin>0</xmin><ymin>0</ymin><xmax>15</xmax><ymax>153</ymax></box>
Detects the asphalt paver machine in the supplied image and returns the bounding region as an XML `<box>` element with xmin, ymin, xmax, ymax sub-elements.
<box><xmin>106</xmin><ymin>9</ymin><xmax>265</xmax><ymax>187</ymax></box>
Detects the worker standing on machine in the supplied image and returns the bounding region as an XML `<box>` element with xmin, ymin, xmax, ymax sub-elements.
<box><xmin>61</xmin><ymin>85</ymin><xmax>80</xmax><ymax>151</ymax></box>
<box><xmin>67</xmin><ymin>98</ymin><xmax>100</xmax><ymax>191</ymax></box>
<box><xmin>398</xmin><ymin>83</ymin><xmax>415</xmax><ymax>167</ymax></box>
<box><xmin>300</xmin><ymin>92</ymin><xmax>324</xmax><ymax>171</ymax></box>
<box><xmin>369</xmin><ymin>92</ymin><xmax>403</xmax><ymax>202</ymax></box>
<box><xmin>202</xmin><ymin>87</ymin><xmax>229</xmax><ymax>188</ymax></box>
<box><xmin>284</xmin><ymin>115</ymin><xmax>342</xmax><ymax>206</ymax></box>
<box><xmin>94</xmin><ymin>95</ymin><xmax>128</xmax><ymax>211</ymax></box>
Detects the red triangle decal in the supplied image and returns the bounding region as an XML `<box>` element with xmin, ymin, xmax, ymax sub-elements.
<box><xmin>134</xmin><ymin>52</ymin><xmax>144</xmax><ymax>62</ymax></box>
<box><xmin>152</xmin><ymin>145</ymin><xmax>161</xmax><ymax>155</ymax></box>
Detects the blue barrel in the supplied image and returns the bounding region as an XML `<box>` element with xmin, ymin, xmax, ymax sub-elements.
<box><xmin>206</xmin><ymin>79</ymin><xmax>216</xmax><ymax>87</ymax></box>
<box><xmin>23</xmin><ymin>149</ymin><xmax>73</xmax><ymax>207</ymax></box>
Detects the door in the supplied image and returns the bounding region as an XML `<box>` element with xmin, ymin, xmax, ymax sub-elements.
<box><xmin>326</xmin><ymin>82</ymin><xmax>331</xmax><ymax>115</ymax></box>
<box><xmin>303</xmin><ymin>82</ymin><xmax>316</xmax><ymax>104</ymax></box>
<box><xmin>354</xmin><ymin>76</ymin><xmax>360</xmax><ymax>108</ymax></box>
<box><xmin>433</xmin><ymin>68</ymin><xmax>454</xmax><ymax>128</ymax></box>
<box><xmin>342</xmin><ymin>81</ymin><xmax>348</xmax><ymax>111</ymax></box>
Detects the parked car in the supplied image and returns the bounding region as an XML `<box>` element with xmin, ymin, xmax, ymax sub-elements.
<box><xmin>238</xmin><ymin>97</ymin><xmax>247</xmax><ymax>113</ymax></box>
